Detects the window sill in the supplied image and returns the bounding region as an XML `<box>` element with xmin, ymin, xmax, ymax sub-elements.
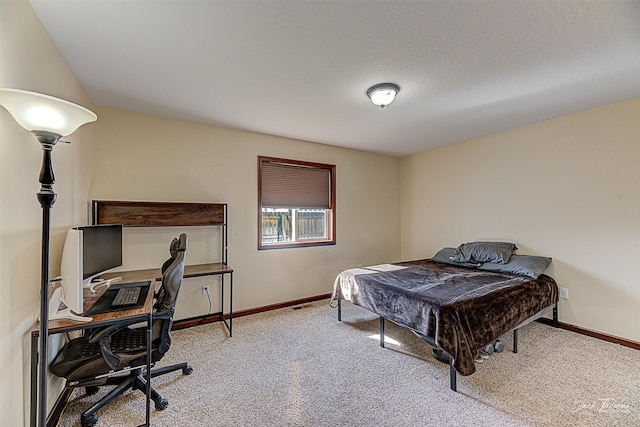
<box><xmin>258</xmin><ymin>240</ymin><xmax>336</xmax><ymax>250</ymax></box>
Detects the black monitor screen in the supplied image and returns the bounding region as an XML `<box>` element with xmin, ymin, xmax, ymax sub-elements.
<box><xmin>79</xmin><ymin>224</ymin><xmax>123</xmax><ymax>279</ymax></box>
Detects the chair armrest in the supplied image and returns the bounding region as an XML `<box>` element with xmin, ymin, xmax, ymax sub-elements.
<box><xmin>88</xmin><ymin>312</ymin><xmax>159</xmax><ymax>370</ymax></box>
<box><xmin>87</xmin><ymin>320</ymin><xmax>139</xmax><ymax>344</ymax></box>
<box><xmin>87</xmin><ymin>322</ymin><xmax>138</xmax><ymax>371</ymax></box>
<box><xmin>88</xmin><ymin>316</ymin><xmax>151</xmax><ymax>370</ymax></box>
<box><xmin>98</xmin><ymin>336</ymin><xmax>120</xmax><ymax>370</ymax></box>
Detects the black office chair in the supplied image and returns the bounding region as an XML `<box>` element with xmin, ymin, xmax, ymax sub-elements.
<box><xmin>50</xmin><ymin>233</ymin><xmax>192</xmax><ymax>427</ymax></box>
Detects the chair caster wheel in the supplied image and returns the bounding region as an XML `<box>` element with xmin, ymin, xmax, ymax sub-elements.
<box><xmin>85</xmin><ymin>386</ymin><xmax>99</xmax><ymax>396</ymax></box>
<box><xmin>483</xmin><ymin>343</ymin><xmax>495</xmax><ymax>356</ymax></box>
<box><xmin>155</xmin><ymin>397</ymin><xmax>169</xmax><ymax>410</ymax></box>
<box><xmin>182</xmin><ymin>365</ymin><xmax>193</xmax><ymax>375</ymax></box>
<box><xmin>81</xmin><ymin>413</ymin><xmax>98</xmax><ymax>427</ymax></box>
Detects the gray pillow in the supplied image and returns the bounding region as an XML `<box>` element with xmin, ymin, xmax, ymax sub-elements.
<box><xmin>451</xmin><ymin>241</ymin><xmax>517</xmax><ymax>264</ymax></box>
<box><xmin>431</xmin><ymin>247</ymin><xmax>481</xmax><ymax>268</ymax></box>
<box><xmin>479</xmin><ymin>255</ymin><xmax>552</xmax><ymax>278</ymax></box>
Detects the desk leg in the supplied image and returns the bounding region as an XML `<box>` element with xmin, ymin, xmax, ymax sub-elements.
<box><xmin>220</xmin><ymin>272</ymin><xmax>233</xmax><ymax>337</ymax></box>
<box><xmin>146</xmin><ymin>311</ymin><xmax>152</xmax><ymax>426</ymax></box>
<box><xmin>229</xmin><ymin>272</ymin><xmax>233</xmax><ymax>337</ymax></box>
<box><xmin>221</xmin><ymin>274</ymin><xmax>226</xmax><ymax>335</ymax></box>
<box><xmin>139</xmin><ymin>312</ymin><xmax>152</xmax><ymax>427</ymax></box>
<box><xmin>30</xmin><ymin>333</ymin><xmax>38</xmax><ymax>427</ymax></box>
<box><xmin>220</xmin><ymin>273</ymin><xmax>224</xmax><ymax>326</ymax></box>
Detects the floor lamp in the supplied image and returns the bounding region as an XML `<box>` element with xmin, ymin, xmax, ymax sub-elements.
<box><xmin>0</xmin><ymin>88</ymin><xmax>97</xmax><ymax>427</ymax></box>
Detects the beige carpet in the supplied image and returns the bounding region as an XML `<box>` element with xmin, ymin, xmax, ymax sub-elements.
<box><xmin>57</xmin><ymin>300</ymin><xmax>640</xmax><ymax>427</ymax></box>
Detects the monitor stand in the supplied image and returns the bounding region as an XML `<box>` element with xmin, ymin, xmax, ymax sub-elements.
<box><xmin>84</xmin><ymin>276</ymin><xmax>122</xmax><ymax>293</ymax></box>
<box><xmin>48</xmin><ymin>287</ymin><xmax>92</xmax><ymax>322</ymax></box>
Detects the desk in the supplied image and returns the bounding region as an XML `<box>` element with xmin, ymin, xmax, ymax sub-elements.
<box><xmin>31</xmin><ymin>263</ymin><xmax>233</xmax><ymax>426</ymax></box>
<box><xmin>103</xmin><ymin>262</ymin><xmax>234</xmax><ymax>336</ymax></box>
<box><xmin>92</xmin><ymin>201</ymin><xmax>233</xmax><ymax>333</ymax></box>
<box><xmin>30</xmin><ymin>280</ymin><xmax>155</xmax><ymax>427</ymax></box>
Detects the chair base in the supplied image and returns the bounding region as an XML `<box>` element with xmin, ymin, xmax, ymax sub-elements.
<box><xmin>76</xmin><ymin>362</ymin><xmax>192</xmax><ymax>427</ymax></box>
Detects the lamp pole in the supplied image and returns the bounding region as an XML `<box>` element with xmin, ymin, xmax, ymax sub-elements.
<box><xmin>35</xmin><ymin>132</ymin><xmax>60</xmax><ymax>427</ymax></box>
<box><xmin>0</xmin><ymin>88</ymin><xmax>96</xmax><ymax>427</ymax></box>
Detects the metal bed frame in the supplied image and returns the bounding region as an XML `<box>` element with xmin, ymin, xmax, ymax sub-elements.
<box><xmin>336</xmin><ymin>299</ymin><xmax>559</xmax><ymax>391</ymax></box>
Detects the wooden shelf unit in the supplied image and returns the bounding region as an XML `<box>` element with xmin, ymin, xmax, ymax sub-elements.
<box><xmin>92</xmin><ymin>200</ymin><xmax>228</xmax><ymax>264</ymax></box>
<box><xmin>92</xmin><ymin>200</ymin><xmax>233</xmax><ymax>335</ymax></box>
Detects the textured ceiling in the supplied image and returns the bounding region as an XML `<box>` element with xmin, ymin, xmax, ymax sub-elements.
<box><xmin>29</xmin><ymin>0</ymin><xmax>640</xmax><ymax>157</ymax></box>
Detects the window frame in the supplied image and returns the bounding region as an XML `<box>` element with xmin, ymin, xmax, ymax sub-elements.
<box><xmin>258</xmin><ymin>156</ymin><xmax>336</xmax><ymax>250</ymax></box>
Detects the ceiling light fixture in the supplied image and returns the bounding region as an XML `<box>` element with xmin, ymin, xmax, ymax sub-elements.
<box><xmin>366</xmin><ymin>83</ymin><xmax>400</xmax><ymax>109</ymax></box>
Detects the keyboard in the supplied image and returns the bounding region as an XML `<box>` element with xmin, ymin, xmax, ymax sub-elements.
<box><xmin>111</xmin><ymin>286</ymin><xmax>141</xmax><ymax>307</ymax></box>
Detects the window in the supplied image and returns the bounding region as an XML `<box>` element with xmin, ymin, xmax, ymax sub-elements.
<box><xmin>258</xmin><ymin>156</ymin><xmax>336</xmax><ymax>249</ymax></box>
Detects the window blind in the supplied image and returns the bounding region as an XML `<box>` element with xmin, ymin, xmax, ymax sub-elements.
<box><xmin>260</xmin><ymin>160</ymin><xmax>332</xmax><ymax>209</ymax></box>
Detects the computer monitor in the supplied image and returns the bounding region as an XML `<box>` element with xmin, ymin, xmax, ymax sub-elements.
<box><xmin>53</xmin><ymin>224</ymin><xmax>123</xmax><ymax>321</ymax></box>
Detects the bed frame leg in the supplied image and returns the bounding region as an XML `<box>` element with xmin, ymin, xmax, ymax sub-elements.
<box><xmin>338</xmin><ymin>299</ymin><xmax>342</xmax><ymax>322</ymax></box>
<box><xmin>449</xmin><ymin>358</ymin><xmax>457</xmax><ymax>392</ymax></box>
<box><xmin>379</xmin><ymin>317</ymin><xmax>385</xmax><ymax>348</ymax></box>
<box><xmin>513</xmin><ymin>328</ymin><xmax>519</xmax><ymax>353</ymax></box>
<box><xmin>553</xmin><ymin>303</ymin><xmax>559</xmax><ymax>328</ymax></box>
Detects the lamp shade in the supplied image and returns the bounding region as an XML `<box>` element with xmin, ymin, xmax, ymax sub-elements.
<box><xmin>367</xmin><ymin>83</ymin><xmax>400</xmax><ymax>108</ymax></box>
<box><xmin>0</xmin><ymin>88</ymin><xmax>96</xmax><ymax>136</ymax></box>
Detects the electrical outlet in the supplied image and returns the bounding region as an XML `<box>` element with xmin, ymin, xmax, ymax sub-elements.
<box><xmin>559</xmin><ymin>287</ymin><xmax>569</xmax><ymax>299</ymax></box>
<box><xmin>202</xmin><ymin>285</ymin><xmax>210</xmax><ymax>295</ymax></box>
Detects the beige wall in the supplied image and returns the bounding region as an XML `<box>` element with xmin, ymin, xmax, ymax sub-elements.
<box><xmin>1</xmin><ymin>1</ymin><xmax>97</xmax><ymax>425</ymax></box>
<box><xmin>1</xmin><ymin>4</ymin><xmax>401</xmax><ymax>423</ymax></box>
<box><xmin>3</xmin><ymin>1</ymin><xmax>638</xmax><ymax>426</ymax></box>
<box><xmin>90</xmin><ymin>106</ymin><xmax>401</xmax><ymax>319</ymax></box>
<box><xmin>401</xmin><ymin>97</ymin><xmax>640</xmax><ymax>343</ymax></box>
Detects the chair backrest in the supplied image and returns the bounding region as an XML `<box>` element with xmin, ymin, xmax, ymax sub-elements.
<box><xmin>153</xmin><ymin>233</ymin><xmax>187</xmax><ymax>357</ymax></box>
<box><xmin>155</xmin><ymin>233</ymin><xmax>187</xmax><ymax>312</ymax></box>
<box><xmin>160</xmin><ymin>235</ymin><xmax>182</xmax><ymax>274</ymax></box>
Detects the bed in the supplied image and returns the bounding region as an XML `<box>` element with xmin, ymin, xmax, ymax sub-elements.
<box><xmin>330</xmin><ymin>244</ymin><xmax>559</xmax><ymax>391</ymax></box>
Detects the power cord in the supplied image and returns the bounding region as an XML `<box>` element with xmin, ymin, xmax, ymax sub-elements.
<box><xmin>204</xmin><ymin>286</ymin><xmax>212</xmax><ymax>315</ymax></box>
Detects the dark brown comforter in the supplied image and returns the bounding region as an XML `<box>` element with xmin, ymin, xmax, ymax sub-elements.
<box><xmin>331</xmin><ymin>259</ymin><xmax>558</xmax><ymax>376</ymax></box>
